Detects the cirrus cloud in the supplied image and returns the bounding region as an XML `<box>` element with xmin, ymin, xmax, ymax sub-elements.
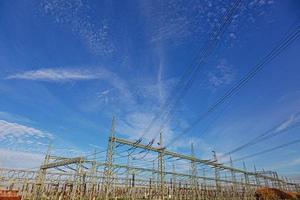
<box><xmin>0</xmin><ymin>119</ymin><xmax>53</xmax><ymax>140</ymax></box>
<box><xmin>6</xmin><ymin>68</ymin><xmax>100</xmax><ymax>82</ymax></box>
<box><xmin>0</xmin><ymin>148</ymin><xmax>44</xmax><ymax>169</ymax></box>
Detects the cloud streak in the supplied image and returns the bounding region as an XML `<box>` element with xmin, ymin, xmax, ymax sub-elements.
<box><xmin>0</xmin><ymin>120</ymin><xmax>52</xmax><ymax>140</ymax></box>
<box><xmin>6</xmin><ymin>68</ymin><xmax>101</xmax><ymax>82</ymax></box>
<box><xmin>0</xmin><ymin>148</ymin><xmax>44</xmax><ymax>169</ymax></box>
<box><xmin>142</xmin><ymin>0</ymin><xmax>275</xmax><ymax>46</ymax></box>
<box><xmin>274</xmin><ymin>113</ymin><xmax>300</xmax><ymax>133</ymax></box>
<box><xmin>6</xmin><ymin>67</ymin><xmax>133</xmax><ymax>102</ymax></box>
<box><xmin>40</xmin><ymin>0</ymin><xmax>114</xmax><ymax>56</ymax></box>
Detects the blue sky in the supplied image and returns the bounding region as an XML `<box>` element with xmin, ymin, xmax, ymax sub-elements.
<box><xmin>0</xmin><ymin>0</ymin><xmax>300</xmax><ymax>178</ymax></box>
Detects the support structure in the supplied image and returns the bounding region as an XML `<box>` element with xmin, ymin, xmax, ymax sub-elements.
<box><xmin>1</xmin><ymin>119</ymin><xmax>300</xmax><ymax>200</ymax></box>
<box><xmin>104</xmin><ymin>117</ymin><xmax>116</xmax><ymax>199</ymax></box>
<box><xmin>158</xmin><ymin>132</ymin><xmax>165</xmax><ymax>200</ymax></box>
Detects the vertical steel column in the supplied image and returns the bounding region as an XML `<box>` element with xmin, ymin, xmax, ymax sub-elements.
<box><xmin>89</xmin><ymin>151</ymin><xmax>97</xmax><ymax>200</ymax></box>
<box><xmin>172</xmin><ymin>162</ymin><xmax>177</xmax><ymax>200</ymax></box>
<box><xmin>253</xmin><ymin>165</ymin><xmax>261</xmax><ymax>188</ymax></box>
<box><xmin>190</xmin><ymin>143</ymin><xmax>197</xmax><ymax>200</ymax></box>
<box><xmin>158</xmin><ymin>132</ymin><xmax>165</xmax><ymax>200</ymax></box>
<box><xmin>243</xmin><ymin>162</ymin><xmax>250</xmax><ymax>200</ymax></box>
<box><xmin>229</xmin><ymin>156</ymin><xmax>237</xmax><ymax>199</ymax></box>
<box><xmin>212</xmin><ymin>151</ymin><xmax>220</xmax><ymax>194</ymax></box>
<box><xmin>34</xmin><ymin>143</ymin><xmax>51</xmax><ymax>200</ymax></box>
<box><xmin>104</xmin><ymin>117</ymin><xmax>116</xmax><ymax>200</ymax></box>
<box><xmin>126</xmin><ymin>154</ymin><xmax>132</xmax><ymax>200</ymax></box>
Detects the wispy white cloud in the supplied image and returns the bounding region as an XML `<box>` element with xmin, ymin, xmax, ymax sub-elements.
<box><xmin>6</xmin><ymin>68</ymin><xmax>100</xmax><ymax>82</ymax></box>
<box><xmin>0</xmin><ymin>119</ymin><xmax>54</xmax><ymax>160</ymax></box>
<box><xmin>116</xmin><ymin>110</ymin><xmax>214</xmax><ymax>155</ymax></box>
<box><xmin>0</xmin><ymin>148</ymin><xmax>43</xmax><ymax>169</ymax></box>
<box><xmin>116</xmin><ymin>109</ymin><xmax>179</xmax><ymax>151</ymax></box>
<box><xmin>96</xmin><ymin>66</ymin><xmax>183</xmax><ymax>149</ymax></box>
<box><xmin>157</xmin><ymin>61</ymin><xmax>165</xmax><ymax>105</ymax></box>
<box><xmin>142</xmin><ymin>0</ymin><xmax>275</xmax><ymax>46</ymax></box>
<box><xmin>0</xmin><ymin>119</ymin><xmax>88</xmax><ymax>168</ymax></box>
<box><xmin>40</xmin><ymin>0</ymin><xmax>114</xmax><ymax>56</ymax></box>
<box><xmin>274</xmin><ymin>113</ymin><xmax>300</xmax><ymax>133</ymax></box>
<box><xmin>96</xmin><ymin>89</ymin><xmax>116</xmax><ymax>105</ymax></box>
<box><xmin>118</xmin><ymin>111</ymin><xmax>159</xmax><ymax>140</ymax></box>
<box><xmin>207</xmin><ymin>60</ymin><xmax>235</xmax><ymax>88</ymax></box>
<box><xmin>0</xmin><ymin>120</ymin><xmax>52</xmax><ymax>140</ymax></box>
<box><xmin>6</xmin><ymin>68</ymin><xmax>135</xmax><ymax>105</ymax></box>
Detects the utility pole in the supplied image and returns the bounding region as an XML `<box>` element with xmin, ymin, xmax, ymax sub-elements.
<box><xmin>212</xmin><ymin>151</ymin><xmax>220</xmax><ymax>193</ymax></box>
<box><xmin>172</xmin><ymin>162</ymin><xmax>176</xmax><ymax>200</ymax></box>
<box><xmin>190</xmin><ymin>143</ymin><xmax>197</xmax><ymax>200</ymax></box>
<box><xmin>203</xmin><ymin>168</ymin><xmax>207</xmax><ymax>198</ymax></box>
<box><xmin>254</xmin><ymin>165</ymin><xmax>261</xmax><ymax>187</ymax></box>
<box><xmin>158</xmin><ymin>132</ymin><xmax>165</xmax><ymax>200</ymax></box>
<box><xmin>89</xmin><ymin>149</ymin><xmax>97</xmax><ymax>200</ymax></box>
<box><xmin>230</xmin><ymin>156</ymin><xmax>237</xmax><ymax>198</ymax></box>
<box><xmin>243</xmin><ymin>162</ymin><xmax>250</xmax><ymax>200</ymax></box>
<box><xmin>273</xmin><ymin>171</ymin><xmax>282</xmax><ymax>189</ymax></box>
<box><xmin>78</xmin><ymin>160</ymin><xmax>84</xmax><ymax>200</ymax></box>
<box><xmin>126</xmin><ymin>152</ymin><xmax>131</xmax><ymax>199</ymax></box>
<box><xmin>131</xmin><ymin>172</ymin><xmax>135</xmax><ymax>200</ymax></box>
<box><xmin>126</xmin><ymin>153</ymin><xmax>131</xmax><ymax>187</ymax></box>
<box><xmin>152</xmin><ymin>159</ymin><xmax>156</xmax><ymax>189</ymax></box>
<box><xmin>262</xmin><ymin>169</ymin><xmax>269</xmax><ymax>187</ymax></box>
<box><xmin>104</xmin><ymin>117</ymin><xmax>116</xmax><ymax>200</ymax></box>
<box><xmin>34</xmin><ymin>143</ymin><xmax>51</xmax><ymax>200</ymax></box>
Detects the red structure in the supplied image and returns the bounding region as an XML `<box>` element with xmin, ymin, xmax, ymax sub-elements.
<box><xmin>0</xmin><ymin>190</ymin><xmax>21</xmax><ymax>200</ymax></box>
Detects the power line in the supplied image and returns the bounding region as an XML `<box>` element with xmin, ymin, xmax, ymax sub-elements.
<box><xmin>84</xmin><ymin>149</ymin><xmax>107</xmax><ymax>158</ymax></box>
<box><xmin>166</xmin><ymin>24</ymin><xmax>300</xmax><ymax>148</ymax></box>
<box><xmin>221</xmin><ymin>121</ymin><xmax>300</xmax><ymax>158</ymax></box>
<box><xmin>229</xmin><ymin>138</ymin><xmax>300</xmax><ymax>163</ymax></box>
<box><xmin>153</xmin><ymin>0</ymin><xmax>243</xmax><ymax>140</ymax></box>
<box><xmin>141</xmin><ymin>0</ymin><xmax>243</xmax><ymax>141</ymax></box>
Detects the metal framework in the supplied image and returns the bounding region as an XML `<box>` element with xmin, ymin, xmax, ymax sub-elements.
<box><xmin>1</xmin><ymin>121</ymin><xmax>299</xmax><ymax>200</ymax></box>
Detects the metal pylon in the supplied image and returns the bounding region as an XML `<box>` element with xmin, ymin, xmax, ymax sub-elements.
<box><xmin>190</xmin><ymin>143</ymin><xmax>197</xmax><ymax>200</ymax></box>
<box><xmin>158</xmin><ymin>132</ymin><xmax>165</xmax><ymax>200</ymax></box>
<box><xmin>104</xmin><ymin>117</ymin><xmax>116</xmax><ymax>200</ymax></box>
<box><xmin>212</xmin><ymin>151</ymin><xmax>220</xmax><ymax>192</ymax></box>
<box><xmin>34</xmin><ymin>143</ymin><xmax>51</xmax><ymax>200</ymax></box>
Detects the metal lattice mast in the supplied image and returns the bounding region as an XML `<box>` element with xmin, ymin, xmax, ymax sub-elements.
<box><xmin>262</xmin><ymin>169</ymin><xmax>269</xmax><ymax>187</ymax></box>
<box><xmin>104</xmin><ymin>117</ymin><xmax>116</xmax><ymax>200</ymax></box>
<box><xmin>229</xmin><ymin>156</ymin><xmax>237</xmax><ymax>194</ymax></box>
<box><xmin>243</xmin><ymin>162</ymin><xmax>250</xmax><ymax>199</ymax></box>
<box><xmin>152</xmin><ymin>159</ymin><xmax>156</xmax><ymax>189</ymax></box>
<box><xmin>202</xmin><ymin>167</ymin><xmax>207</xmax><ymax>194</ymax></box>
<box><xmin>254</xmin><ymin>165</ymin><xmax>261</xmax><ymax>187</ymax></box>
<box><xmin>172</xmin><ymin>162</ymin><xmax>177</xmax><ymax>200</ymax></box>
<box><xmin>126</xmin><ymin>152</ymin><xmax>131</xmax><ymax>187</ymax></box>
<box><xmin>190</xmin><ymin>143</ymin><xmax>197</xmax><ymax>200</ymax></box>
<box><xmin>34</xmin><ymin>143</ymin><xmax>51</xmax><ymax>200</ymax></box>
<box><xmin>212</xmin><ymin>151</ymin><xmax>220</xmax><ymax>192</ymax></box>
<box><xmin>158</xmin><ymin>132</ymin><xmax>165</xmax><ymax>200</ymax></box>
<box><xmin>89</xmin><ymin>149</ymin><xmax>97</xmax><ymax>200</ymax></box>
<box><xmin>5</xmin><ymin>130</ymin><xmax>300</xmax><ymax>199</ymax></box>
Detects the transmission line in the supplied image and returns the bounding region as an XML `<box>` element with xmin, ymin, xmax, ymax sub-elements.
<box><xmin>141</xmin><ymin>0</ymin><xmax>243</xmax><ymax>141</ymax></box>
<box><xmin>220</xmin><ymin>121</ymin><xmax>300</xmax><ymax>159</ymax></box>
<box><xmin>166</xmin><ymin>24</ymin><xmax>300</xmax><ymax>148</ymax></box>
<box><xmin>229</xmin><ymin>138</ymin><xmax>300</xmax><ymax>163</ymax></box>
<box><xmin>152</xmin><ymin>0</ymin><xmax>243</xmax><ymax>140</ymax></box>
